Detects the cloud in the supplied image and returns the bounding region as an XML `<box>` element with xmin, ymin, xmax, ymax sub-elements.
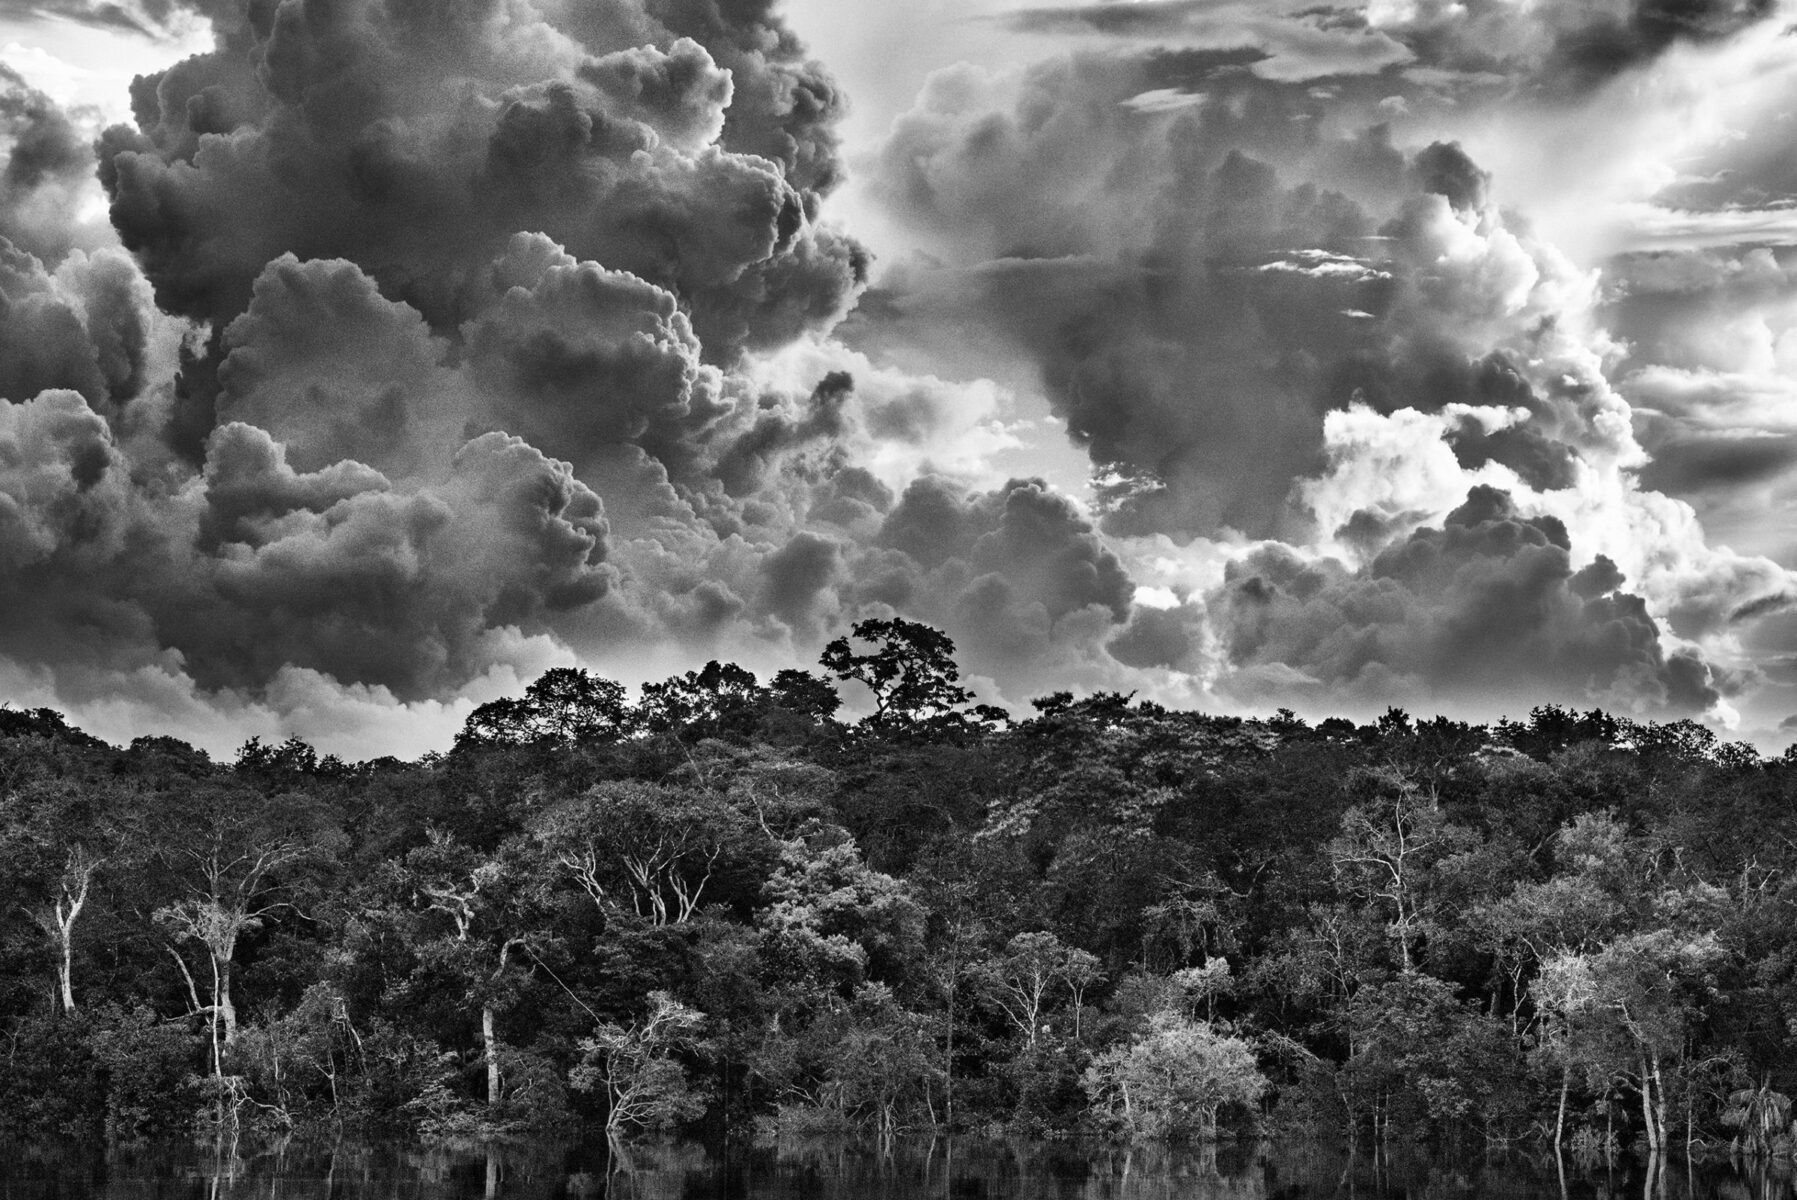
<box><xmin>0</xmin><ymin>0</ymin><xmax>1791</xmax><ymax>753</ymax></box>
<box><xmin>95</xmin><ymin>0</ymin><xmax>867</xmax><ymax>447</ymax></box>
<box><xmin>1614</xmin><ymin>203</ymin><xmax>1797</xmax><ymax>251</ymax></box>
<box><xmin>1211</xmin><ymin>485</ymin><xmax>1725</xmax><ymax>716</ymax></box>
<box><xmin>860</xmin><ymin>474</ymin><xmax>1135</xmax><ymax>696</ymax></box>
<box><xmin>146</xmin><ymin>420</ymin><xmax>611</xmax><ymax>700</ymax></box>
<box><xmin>998</xmin><ymin>0</ymin><xmax>1780</xmax><ymax>97</ymax></box>
<box><xmin>465</xmin><ymin>244</ymin><xmax>730</xmax><ymax>477</ymax></box>
<box><xmin>0</xmin><ymin>0</ymin><xmax>204</xmax><ymax>38</ymax></box>
<box><xmin>0</xmin><ymin>63</ymin><xmax>113</xmax><ymax>262</ymax></box>
<box><xmin>1638</xmin><ymin>433</ymin><xmax>1797</xmax><ymax>494</ymax></box>
<box><xmin>0</xmin><ymin>239</ymin><xmax>168</xmax><ymax>410</ymax></box>
<box><xmin>1364</xmin><ymin>0</ymin><xmax>1780</xmax><ymax>96</ymax></box>
<box><xmin>860</xmin><ymin>50</ymin><xmax>1612</xmax><ymax>540</ymax></box>
<box><xmin>0</xmin><ymin>242</ymin><xmax>617</xmax><ymax>715</ymax></box>
<box><xmin>847</xmin><ymin>18</ymin><xmax>1797</xmax><ymax>730</ymax></box>
<box><xmin>0</xmin><ymin>648</ymin><xmax>565</xmax><ymax>761</ymax></box>
<box><xmin>213</xmin><ymin>254</ymin><xmax>466</xmax><ymax>479</ymax></box>
<box><xmin>998</xmin><ymin>2</ymin><xmax>1414</xmax><ymax>82</ymax></box>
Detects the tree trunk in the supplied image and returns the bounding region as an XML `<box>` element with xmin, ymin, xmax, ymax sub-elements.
<box><xmin>1641</xmin><ymin>1057</ymin><xmax>1661</xmax><ymax>1154</ymax></box>
<box><xmin>1555</xmin><ymin>1063</ymin><xmax>1570</xmax><ymax>1146</ymax></box>
<box><xmin>55</xmin><ymin>877</ymin><xmax>88</xmax><ymax>1012</ymax></box>
<box><xmin>38</xmin><ymin>856</ymin><xmax>93</xmax><ymax>1014</ymax></box>
<box><xmin>57</xmin><ymin>926</ymin><xmax>77</xmax><ymax>1013</ymax></box>
<box><xmin>216</xmin><ymin>956</ymin><xmax>238</xmax><ymax>1045</ymax></box>
<box><xmin>1650</xmin><ymin>1053</ymin><xmax>1669</xmax><ymax>1155</ymax></box>
<box><xmin>483</xmin><ymin>1004</ymin><xmax>502</xmax><ymax>1106</ymax></box>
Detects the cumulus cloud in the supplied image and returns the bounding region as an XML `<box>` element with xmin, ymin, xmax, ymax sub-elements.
<box><xmin>1212</xmin><ymin>485</ymin><xmax>1723</xmax><ymax>716</ymax></box>
<box><xmin>856</xmin><ymin>475</ymin><xmax>1134</xmax><ymax>697</ymax></box>
<box><xmin>463</xmin><ymin>245</ymin><xmax>729</xmax><ymax>478</ymax></box>
<box><xmin>1602</xmin><ymin>243</ymin><xmax>1797</xmax><ymax>560</ymax></box>
<box><xmin>0</xmin><ymin>0</ymin><xmax>1792</xmax><ymax>751</ymax></box>
<box><xmin>96</xmin><ymin>0</ymin><xmax>866</xmax><ymax>452</ymax></box>
<box><xmin>856</xmin><ymin>51</ymin><xmax>1613</xmax><ymax>540</ymax></box>
<box><xmin>0</xmin><ymin>0</ymin><xmax>872</xmax><ymax>746</ymax></box>
<box><xmin>0</xmin><ymin>384</ymin><xmax>610</xmax><ymax>704</ymax></box>
<box><xmin>844</xmin><ymin>4</ymin><xmax>1797</xmax><ymax>731</ymax></box>
<box><xmin>0</xmin><ymin>64</ymin><xmax>108</xmax><ymax>262</ymax></box>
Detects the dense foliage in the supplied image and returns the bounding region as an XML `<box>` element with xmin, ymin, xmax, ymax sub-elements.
<box><xmin>3</xmin><ymin>620</ymin><xmax>1796</xmax><ymax>1154</ymax></box>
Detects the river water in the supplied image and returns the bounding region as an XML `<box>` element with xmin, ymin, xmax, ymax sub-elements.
<box><xmin>0</xmin><ymin>1138</ymin><xmax>1784</xmax><ymax>1199</ymax></box>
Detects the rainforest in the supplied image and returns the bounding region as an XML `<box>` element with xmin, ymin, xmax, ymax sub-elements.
<box><xmin>1</xmin><ymin>618</ymin><xmax>1793</xmax><ymax>1158</ymax></box>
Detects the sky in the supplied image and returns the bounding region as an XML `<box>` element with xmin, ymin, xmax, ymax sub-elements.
<box><xmin>0</xmin><ymin>0</ymin><xmax>1796</xmax><ymax>758</ymax></box>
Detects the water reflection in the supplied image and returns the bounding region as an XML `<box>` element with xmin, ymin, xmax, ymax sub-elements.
<box><xmin>3</xmin><ymin>1138</ymin><xmax>1795</xmax><ymax>1199</ymax></box>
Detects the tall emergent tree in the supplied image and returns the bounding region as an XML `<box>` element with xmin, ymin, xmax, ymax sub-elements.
<box><xmin>821</xmin><ymin>618</ymin><xmax>971</xmax><ymax>725</ymax></box>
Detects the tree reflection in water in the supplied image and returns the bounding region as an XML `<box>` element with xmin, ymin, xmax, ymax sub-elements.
<box><xmin>0</xmin><ymin>1139</ymin><xmax>1791</xmax><ymax>1199</ymax></box>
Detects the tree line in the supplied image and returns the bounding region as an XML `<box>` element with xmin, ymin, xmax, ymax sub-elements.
<box><xmin>3</xmin><ymin>618</ymin><xmax>1796</xmax><ymax>1154</ymax></box>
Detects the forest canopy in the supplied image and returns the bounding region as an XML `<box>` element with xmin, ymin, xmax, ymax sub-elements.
<box><xmin>2</xmin><ymin>618</ymin><xmax>1794</xmax><ymax>1153</ymax></box>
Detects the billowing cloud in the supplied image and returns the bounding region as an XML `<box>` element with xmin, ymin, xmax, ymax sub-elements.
<box><xmin>0</xmin><ymin>64</ymin><xmax>105</xmax><ymax>262</ymax></box>
<box><xmin>845</xmin><ymin>3</ymin><xmax>1797</xmax><ymax>734</ymax></box>
<box><xmin>96</xmin><ymin>0</ymin><xmax>866</xmax><ymax>458</ymax></box>
<box><xmin>1212</xmin><ymin>485</ymin><xmax>1722</xmax><ymax>715</ymax></box>
<box><xmin>857</xmin><ymin>53</ymin><xmax>1613</xmax><ymax>541</ymax></box>
<box><xmin>0</xmin><ymin>240</ymin><xmax>166</xmax><ymax>409</ymax></box>
<box><xmin>0</xmin><ymin>0</ymin><xmax>1792</xmax><ymax>753</ymax></box>
<box><xmin>860</xmin><ymin>475</ymin><xmax>1135</xmax><ymax>696</ymax></box>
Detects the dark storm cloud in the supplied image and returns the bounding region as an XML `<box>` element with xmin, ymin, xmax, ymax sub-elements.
<box><xmin>0</xmin><ymin>66</ymin><xmax>111</xmax><ymax>264</ymax></box>
<box><xmin>713</xmin><ymin>370</ymin><xmax>852</xmax><ymax>498</ymax></box>
<box><xmin>1212</xmin><ymin>486</ymin><xmax>1723</xmax><ymax>713</ymax></box>
<box><xmin>153</xmin><ymin>422</ymin><xmax>610</xmax><ymax>699</ymax></box>
<box><xmin>1410</xmin><ymin>140</ymin><xmax>1488</xmax><ymax>214</ymax></box>
<box><xmin>865</xmin><ymin>78</ymin><xmax>1366</xmax><ymax>536</ymax></box>
<box><xmin>1005</xmin><ymin>2</ymin><xmax>1225</xmax><ymax>37</ymax></box>
<box><xmin>1137</xmin><ymin>45</ymin><xmax>1273</xmax><ymax>88</ymax></box>
<box><xmin>1638</xmin><ymin>435</ymin><xmax>1797</xmax><ymax>495</ymax></box>
<box><xmin>637</xmin><ymin>0</ymin><xmax>850</xmax><ymax>196</ymax></box>
<box><xmin>96</xmin><ymin>0</ymin><xmax>866</xmax><ymax>415</ymax></box>
<box><xmin>1543</xmin><ymin>0</ymin><xmax>1776</xmax><ymax>93</ymax></box>
<box><xmin>210</xmin><ymin>243</ymin><xmax>822</xmax><ymax>507</ymax></box>
<box><xmin>0</xmin><ymin>66</ymin><xmax>84</xmax><ymax>231</ymax></box>
<box><xmin>0</xmin><ymin>374</ymin><xmax>612</xmax><ymax>701</ymax></box>
<box><xmin>213</xmin><ymin>254</ymin><xmax>463</xmax><ymax>479</ymax></box>
<box><xmin>0</xmin><ymin>239</ymin><xmax>159</xmax><ymax>408</ymax></box>
<box><xmin>997</xmin><ymin>1</ymin><xmax>1415</xmax><ymax>83</ymax></box>
<box><xmin>0</xmin><ymin>0</ymin><xmax>1783</xmax><ymax>746</ymax></box>
<box><xmin>865</xmin><ymin>48</ymin><xmax>1580</xmax><ymax>539</ymax></box>
<box><xmin>0</xmin><ymin>389</ymin><xmax>174</xmax><ymax>679</ymax></box>
<box><xmin>760</xmin><ymin>529</ymin><xmax>843</xmax><ymax>635</ymax></box>
<box><xmin>0</xmin><ymin>0</ymin><xmax>888</xmax><ymax>716</ymax></box>
<box><xmin>1106</xmin><ymin>603</ymin><xmax>1201</xmax><ymax>672</ymax></box>
<box><xmin>0</xmin><ymin>242</ymin><xmax>110</xmax><ymax>403</ymax></box>
<box><xmin>1441</xmin><ymin>357</ymin><xmax>1579</xmax><ymax>491</ymax></box>
<box><xmin>878</xmin><ymin>475</ymin><xmax>1131</xmax><ymax>624</ymax></box>
<box><xmin>0</xmin><ymin>388</ymin><xmax>130</xmax><ymax>571</ymax></box>
<box><xmin>463</xmin><ymin>246</ymin><xmax>730</xmax><ymax>477</ymax></box>
<box><xmin>1001</xmin><ymin>0</ymin><xmax>1780</xmax><ymax>93</ymax></box>
<box><xmin>847</xmin><ymin>475</ymin><xmax>1134</xmax><ymax>693</ymax></box>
